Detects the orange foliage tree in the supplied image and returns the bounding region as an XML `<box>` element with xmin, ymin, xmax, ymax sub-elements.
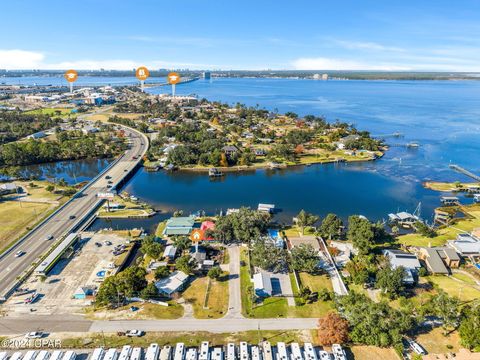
<box><xmin>317</xmin><ymin>312</ymin><xmax>349</xmax><ymax>345</ymax></box>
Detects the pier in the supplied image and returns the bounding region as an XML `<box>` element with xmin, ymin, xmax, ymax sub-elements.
<box><xmin>449</xmin><ymin>164</ymin><xmax>480</xmax><ymax>181</ymax></box>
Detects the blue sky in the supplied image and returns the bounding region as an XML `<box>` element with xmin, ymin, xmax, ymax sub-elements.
<box><xmin>1</xmin><ymin>0</ymin><xmax>480</xmax><ymax>71</ymax></box>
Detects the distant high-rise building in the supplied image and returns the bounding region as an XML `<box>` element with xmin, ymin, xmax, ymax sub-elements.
<box><xmin>322</xmin><ymin>73</ymin><xmax>329</xmax><ymax>80</ymax></box>
<box><xmin>313</xmin><ymin>73</ymin><xmax>321</xmax><ymax>80</ymax></box>
<box><xmin>203</xmin><ymin>71</ymin><xmax>211</xmax><ymax>80</ymax></box>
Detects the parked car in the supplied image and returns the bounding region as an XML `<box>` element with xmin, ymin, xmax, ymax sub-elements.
<box><xmin>45</xmin><ymin>235</ymin><xmax>54</xmax><ymax>241</ymax></box>
<box><xmin>15</xmin><ymin>250</ymin><xmax>25</xmax><ymax>257</ymax></box>
<box><xmin>69</xmin><ymin>215</ymin><xmax>76</xmax><ymax>220</ymax></box>
<box><xmin>407</xmin><ymin>339</ymin><xmax>427</xmax><ymax>355</ymax></box>
<box><xmin>25</xmin><ymin>331</ymin><xmax>44</xmax><ymax>339</ymax></box>
<box><xmin>126</xmin><ymin>330</ymin><xmax>144</xmax><ymax>337</ymax></box>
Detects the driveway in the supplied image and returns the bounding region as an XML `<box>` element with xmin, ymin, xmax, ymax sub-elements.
<box><xmin>224</xmin><ymin>245</ymin><xmax>242</xmax><ymax>318</ymax></box>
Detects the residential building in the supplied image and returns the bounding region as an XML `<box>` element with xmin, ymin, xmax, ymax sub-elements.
<box><xmin>163</xmin><ymin>245</ymin><xmax>177</xmax><ymax>261</ymax></box>
<box><xmin>154</xmin><ymin>271</ymin><xmax>189</xmax><ymax>297</ymax></box>
<box><xmin>252</xmin><ymin>272</ymin><xmax>272</xmax><ymax>297</ymax></box>
<box><xmin>0</xmin><ymin>183</ymin><xmax>19</xmax><ymax>196</ymax></box>
<box><xmin>383</xmin><ymin>249</ymin><xmax>421</xmax><ymax>284</ymax></box>
<box><xmin>163</xmin><ymin>216</ymin><xmax>195</xmax><ymax>236</ymax></box>
<box><xmin>418</xmin><ymin>247</ymin><xmax>460</xmax><ymax>274</ymax></box>
<box><xmin>447</xmin><ymin>233</ymin><xmax>480</xmax><ymax>257</ymax></box>
<box><xmin>222</xmin><ymin>145</ymin><xmax>238</xmax><ymax>157</ymax></box>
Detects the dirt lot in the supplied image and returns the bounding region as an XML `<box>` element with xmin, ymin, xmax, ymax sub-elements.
<box><xmin>2</xmin><ymin>232</ymin><xmax>129</xmax><ymax>316</ymax></box>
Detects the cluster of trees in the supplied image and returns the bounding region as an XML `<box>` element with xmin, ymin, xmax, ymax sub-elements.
<box><xmin>95</xmin><ymin>266</ymin><xmax>153</xmax><ymax>306</ymax></box>
<box><xmin>0</xmin><ymin>132</ymin><xmax>126</xmax><ymax>167</ymax></box>
<box><xmin>108</xmin><ymin>115</ymin><xmax>149</xmax><ymax>133</ymax></box>
<box><xmin>347</xmin><ymin>215</ymin><xmax>393</xmax><ymax>255</ymax></box>
<box><xmin>210</xmin><ymin>207</ymin><xmax>270</xmax><ymax>244</ymax></box>
<box><xmin>0</xmin><ymin>111</ymin><xmax>60</xmax><ymax>144</ymax></box>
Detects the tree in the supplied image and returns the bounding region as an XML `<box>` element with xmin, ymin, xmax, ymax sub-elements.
<box><xmin>296</xmin><ymin>210</ymin><xmax>319</xmax><ymax>235</ymax></box>
<box><xmin>207</xmin><ymin>266</ymin><xmax>223</xmax><ymax>280</ymax></box>
<box><xmin>173</xmin><ymin>236</ymin><xmax>192</xmax><ymax>252</ymax></box>
<box><xmin>375</xmin><ymin>266</ymin><xmax>405</xmax><ymax>299</ymax></box>
<box><xmin>345</xmin><ymin>255</ymin><xmax>373</xmax><ymax>285</ymax></box>
<box><xmin>154</xmin><ymin>266</ymin><xmax>170</xmax><ymax>280</ymax></box>
<box><xmin>250</xmin><ymin>241</ymin><xmax>287</xmax><ymax>273</ymax></box>
<box><xmin>140</xmin><ymin>282</ymin><xmax>159</xmax><ymax>300</ymax></box>
<box><xmin>414</xmin><ymin>221</ymin><xmax>437</xmax><ymax>238</ymax></box>
<box><xmin>290</xmin><ymin>244</ymin><xmax>319</xmax><ymax>273</ymax></box>
<box><xmin>319</xmin><ymin>213</ymin><xmax>343</xmax><ymax>240</ymax></box>
<box><xmin>337</xmin><ymin>292</ymin><xmax>416</xmax><ymax>347</ymax></box>
<box><xmin>459</xmin><ymin>302</ymin><xmax>480</xmax><ymax>350</ymax></box>
<box><xmin>175</xmin><ymin>255</ymin><xmax>197</xmax><ymax>274</ymax></box>
<box><xmin>140</xmin><ymin>235</ymin><xmax>163</xmax><ymax>260</ymax></box>
<box><xmin>212</xmin><ymin>207</ymin><xmax>269</xmax><ymax>244</ymax></box>
<box><xmin>347</xmin><ymin>215</ymin><xmax>374</xmax><ymax>255</ymax></box>
<box><xmin>45</xmin><ymin>184</ymin><xmax>54</xmax><ymax>192</ymax></box>
<box><xmin>430</xmin><ymin>291</ymin><xmax>461</xmax><ymax>332</ymax></box>
<box><xmin>317</xmin><ymin>312</ymin><xmax>349</xmax><ymax>346</ymax></box>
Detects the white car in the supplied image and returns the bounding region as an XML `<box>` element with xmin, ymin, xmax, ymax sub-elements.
<box><xmin>408</xmin><ymin>339</ymin><xmax>427</xmax><ymax>355</ymax></box>
<box><xmin>45</xmin><ymin>235</ymin><xmax>54</xmax><ymax>241</ymax></box>
<box><xmin>15</xmin><ymin>250</ymin><xmax>25</xmax><ymax>257</ymax></box>
<box><xmin>125</xmin><ymin>329</ymin><xmax>144</xmax><ymax>337</ymax></box>
<box><xmin>25</xmin><ymin>331</ymin><xmax>44</xmax><ymax>339</ymax></box>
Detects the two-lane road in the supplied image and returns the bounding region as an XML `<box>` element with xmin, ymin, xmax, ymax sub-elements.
<box><xmin>0</xmin><ymin>126</ymin><xmax>148</xmax><ymax>300</ymax></box>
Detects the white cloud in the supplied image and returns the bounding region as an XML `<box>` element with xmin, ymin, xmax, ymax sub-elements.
<box><xmin>0</xmin><ymin>49</ymin><xmax>45</xmax><ymax>69</ymax></box>
<box><xmin>335</xmin><ymin>40</ymin><xmax>405</xmax><ymax>52</ymax></box>
<box><xmin>291</xmin><ymin>57</ymin><xmax>409</xmax><ymax>71</ymax></box>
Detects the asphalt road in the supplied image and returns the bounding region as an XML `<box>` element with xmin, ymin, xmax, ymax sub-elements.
<box><xmin>0</xmin><ymin>315</ymin><xmax>317</xmax><ymax>335</ymax></box>
<box><xmin>0</xmin><ymin>126</ymin><xmax>148</xmax><ymax>300</ymax></box>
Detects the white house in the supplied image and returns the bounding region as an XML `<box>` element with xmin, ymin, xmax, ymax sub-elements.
<box><xmin>154</xmin><ymin>271</ymin><xmax>189</xmax><ymax>297</ymax></box>
<box><xmin>252</xmin><ymin>272</ymin><xmax>272</xmax><ymax>297</ymax></box>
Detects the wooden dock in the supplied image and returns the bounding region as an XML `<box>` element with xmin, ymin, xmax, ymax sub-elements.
<box><xmin>449</xmin><ymin>164</ymin><xmax>480</xmax><ymax>181</ymax></box>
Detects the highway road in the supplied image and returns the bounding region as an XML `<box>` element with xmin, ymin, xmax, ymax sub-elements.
<box><xmin>0</xmin><ymin>126</ymin><xmax>148</xmax><ymax>300</ymax></box>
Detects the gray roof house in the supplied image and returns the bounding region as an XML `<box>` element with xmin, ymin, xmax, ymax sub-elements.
<box><xmin>419</xmin><ymin>247</ymin><xmax>460</xmax><ymax>274</ymax></box>
<box><xmin>383</xmin><ymin>249</ymin><xmax>421</xmax><ymax>284</ymax></box>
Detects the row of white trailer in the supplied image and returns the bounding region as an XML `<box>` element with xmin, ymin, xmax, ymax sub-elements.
<box><xmin>0</xmin><ymin>350</ymin><xmax>76</xmax><ymax>360</ymax></box>
<box><xmin>0</xmin><ymin>342</ymin><xmax>347</xmax><ymax>360</ymax></box>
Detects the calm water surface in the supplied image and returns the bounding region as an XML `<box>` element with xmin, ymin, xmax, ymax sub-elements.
<box><xmin>10</xmin><ymin>77</ymin><xmax>480</xmax><ymax>224</ymax></box>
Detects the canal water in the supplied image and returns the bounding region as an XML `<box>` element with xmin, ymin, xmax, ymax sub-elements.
<box><xmin>7</xmin><ymin>77</ymin><xmax>480</xmax><ymax>226</ymax></box>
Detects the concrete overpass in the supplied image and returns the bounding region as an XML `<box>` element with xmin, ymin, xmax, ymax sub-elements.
<box><xmin>0</xmin><ymin>126</ymin><xmax>148</xmax><ymax>301</ymax></box>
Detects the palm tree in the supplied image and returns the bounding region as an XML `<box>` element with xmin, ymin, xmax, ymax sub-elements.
<box><xmin>296</xmin><ymin>210</ymin><xmax>319</xmax><ymax>235</ymax></box>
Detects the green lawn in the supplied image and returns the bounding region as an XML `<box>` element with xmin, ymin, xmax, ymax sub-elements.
<box><xmin>397</xmin><ymin>204</ymin><xmax>480</xmax><ymax>247</ymax></box>
<box><xmin>425</xmin><ymin>275</ymin><xmax>480</xmax><ymax>302</ymax></box>
<box><xmin>155</xmin><ymin>221</ymin><xmax>167</xmax><ymax>237</ymax></box>
<box><xmin>25</xmin><ymin>107</ymin><xmax>74</xmax><ymax>116</ymax></box>
<box><xmin>289</xmin><ymin>272</ymin><xmax>335</xmax><ymax>317</ymax></box>
<box><xmin>183</xmin><ymin>274</ymin><xmax>229</xmax><ymax>319</ymax></box>
<box><xmin>240</xmin><ymin>248</ymin><xmax>334</xmax><ymax>318</ymax></box>
<box><xmin>60</xmin><ymin>330</ymin><xmax>311</xmax><ymax>349</ymax></box>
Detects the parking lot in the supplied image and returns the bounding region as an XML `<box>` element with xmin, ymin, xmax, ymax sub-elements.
<box><xmin>3</xmin><ymin>232</ymin><xmax>128</xmax><ymax>316</ymax></box>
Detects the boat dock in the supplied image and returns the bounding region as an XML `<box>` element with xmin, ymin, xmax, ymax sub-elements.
<box><xmin>449</xmin><ymin>164</ymin><xmax>480</xmax><ymax>181</ymax></box>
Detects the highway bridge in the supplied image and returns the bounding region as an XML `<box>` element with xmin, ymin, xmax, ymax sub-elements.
<box><xmin>0</xmin><ymin>126</ymin><xmax>148</xmax><ymax>301</ymax></box>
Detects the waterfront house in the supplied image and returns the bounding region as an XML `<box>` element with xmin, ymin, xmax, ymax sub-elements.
<box><xmin>0</xmin><ymin>183</ymin><xmax>19</xmax><ymax>196</ymax></box>
<box><xmin>383</xmin><ymin>249</ymin><xmax>421</xmax><ymax>284</ymax></box>
<box><xmin>73</xmin><ymin>285</ymin><xmax>96</xmax><ymax>299</ymax></box>
<box><xmin>163</xmin><ymin>216</ymin><xmax>195</xmax><ymax>236</ymax></box>
<box><xmin>27</xmin><ymin>131</ymin><xmax>47</xmax><ymax>140</ymax></box>
<box><xmin>155</xmin><ymin>271</ymin><xmax>189</xmax><ymax>297</ymax></box>
<box><xmin>222</xmin><ymin>145</ymin><xmax>238</xmax><ymax>157</ymax></box>
<box><xmin>388</xmin><ymin>211</ymin><xmax>419</xmax><ymax>228</ymax></box>
<box><xmin>252</xmin><ymin>272</ymin><xmax>272</xmax><ymax>297</ymax></box>
<box><xmin>418</xmin><ymin>247</ymin><xmax>460</xmax><ymax>274</ymax></box>
<box><xmin>447</xmin><ymin>233</ymin><xmax>480</xmax><ymax>257</ymax></box>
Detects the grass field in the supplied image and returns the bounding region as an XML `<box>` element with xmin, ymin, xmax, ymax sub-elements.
<box><xmin>87</xmin><ymin>301</ymin><xmax>184</xmax><ymax>320</ymax></box>
<box><xmin>425</xmin><ymin>275</ymin><xmax>480</xmax><ymax>301</ymax></box>
<box><xmin>183</xmin><ymin>274</ymin><xmax>229</xmax><ymax>319</ymax></box>
<box><xmin>424</xmin><ymin>181</ymin><xmax>480</xmax><ymax>192</ymax></box>
<box><xmin>24</xmin><ymin>107</ymin><xmax>74</xmax><ymax>116</ymax></box>
<box><xmin>415</xmin><ymin>327</ymin><xmax>461</xmax><ymax>354</ymax></box>
<box><xmin>59</xmin><ymin>330</ymin><xmax>312</xmax><ymax>349</ymax></box>
<box><xmin>349</xmin><ymin>346</ymin><xmax>399</xmax><ymax>360</ymax></box>
<box><xmin>397</xmin><ymin>204</ymin><xmax>480</xmax><ymax>247</ymax></box>
<box><xmin>240</xmin><ymin>248</ymin><xmax>334</xmax><ymax>318</ymax></box>
<box><xmin>0</xmin><ymin>181</ymin><xmax>68</xmax><ymax>252</ymax></box>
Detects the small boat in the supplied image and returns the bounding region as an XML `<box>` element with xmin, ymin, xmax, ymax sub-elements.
<box><xmin>407</xmin><ymin>142</ymin><xmax>420</xmax><ymax>148</ymax></box>
<box><xmin>165</xmin><ymin>164</ymin><xmax>177</xmax><ymax>171</ymax></box>
<box><xmin>209</xmin><ymin>168</ymin><xmax>224</xmax><ymax>177</ymax></box>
